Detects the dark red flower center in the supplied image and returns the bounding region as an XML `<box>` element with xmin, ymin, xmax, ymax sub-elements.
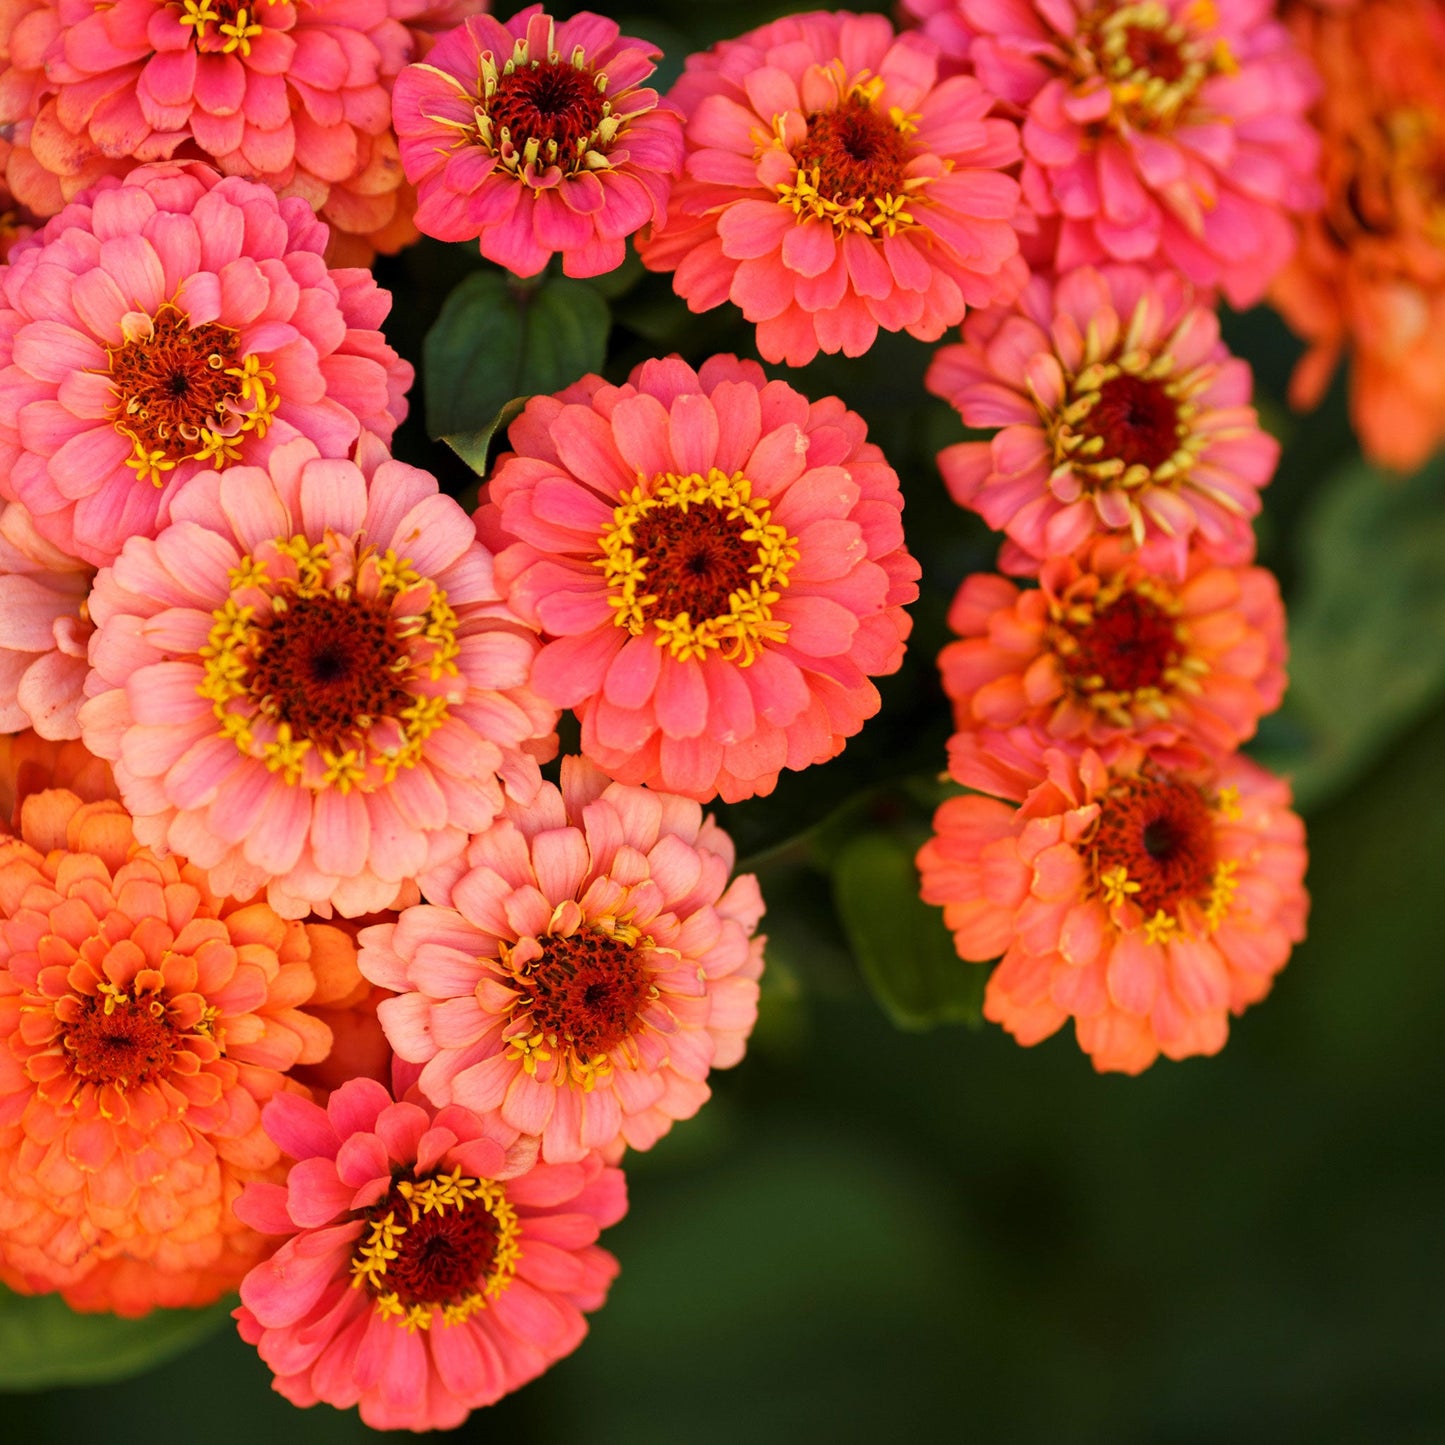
<box><xmin>489</xmin><ymin>60</ymin><xmax>607</xmax><ymax>151</ymax></box>
<box><xmin>631</xmin><ymin>505</ymin><xmax>760</xmax><ymax>624</ymax></box>
<box><xmin>794</xmin><ymin>96</ymin><xmax>912</xmax><ymax>203</ymax></box>
<box><xmin>366</xmin><ymin>1178</ymin><xmax>504</xmax><ymax>1308</ymax></box>
<box><xmin>1079</xmin><ymin>373</ymin><xmax>1182</xmax><ymax>472</ymax></box>
<box><xmin>1094</xmin><ymin>775</ymin><xmax>1217</xmax><ymax>916</ymax></box>
<box><xmin>64</xmin><ymin>992</ymin><xmax>174</xmax><ymax>1087</ymax></box>
<box><xmin>1122</xmin><ymin>24</ymin><xmax>1189</xmax><ymax>83</ymax></box>
<box><xmin>1059</xmin><ymin>590</ymin><xmax>1181</xmax><ymax>694</ymax></box>
<box><xmin>525</xmin><ymin>931</ymin><xmax>650</xmax><ymax>1058</ymax></box>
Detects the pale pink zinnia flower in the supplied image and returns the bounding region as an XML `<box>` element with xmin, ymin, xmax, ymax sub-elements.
<box><xmin>917</xmin><ymin>747</ymin><xmax>1309</xmax><ymax>1074</ymax></box>
<box><xmin>361</xmin><ymin>756</ymin><xmax>765</xmax><ymax>1164</ymax></box>
<box><xmin>941</xmin><ymin>538</ymin><xmax>1287</xmax><ymax>796</ymax></box>
<box><xmin>636</xmin><ymin>10</ymin><xmax>1024</xmax><ymax>367</ymax></box>
<box><xmin>920</xmin><ymin>0</ymin><xmax>1322</xmax><ymax>305</ymax></box>
<box><xmin>0</xmin><ymin>163</ymin><xmax>413</xmax><ymax>569</ymax></box>
<box><xmin>235</xmin><ymin>1076</ymin><xmax>623</xmax><ymax>1431</ymax></box>
<box><xmin>79</xmin><ymin>434</ymin><xmax>559</xmax><ymax>919</ymax></box>
<box><xmin>395</xmin><ymin>6</ymin><xmax>682</xmax><ymax>277</ymax></box>
<box><xmin>928</xmin><ymin>265</ymin><xmax>1279</xmax><ymax>578</ymax></box>
<box><xmin>479</xmin><ymin>354</ymin><xmax>921</xmax><ymax>802</ymax></box>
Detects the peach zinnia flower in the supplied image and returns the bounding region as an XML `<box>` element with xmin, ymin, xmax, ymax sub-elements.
<box><xmin>917</xmin><ymin>747</ymin><xmax>1309</xmax><ymax>1074</ymax></box>
<box><xmin>79</xmin><ymin>434</ymin><xmax>558</xmax><ymax>919</ymax></box>
<box><xmin>0</xmin><ymin>786</ymin><xmax>344</xmax><ymax>1314</ymax></box>
<box><xmin>361</xmin><ymin>756</ymin><xmax>765</xmax><ymax>1164</ymax></box>
<box><xmin>395</xmin><ymin>6</ymin><xmax>682</xmax><ymax>277</ymax></box>
<box><xmin>235</xmin><ymin>1076</ymin><xmax>623</xmax><ymax>1431</ymax></box>
<box><xmin>926</xmin><ymin>0</ymin><xmax>1322</xmax><ymax>305</ymax></box>
<box><xmin>928</xmin><ymin>265</ymin><xmax>1278</xmax><ymax>577</ymax></box>
<box><xmin>941</xmin><ymin>538</ymin><xmax>1286</xmax><ymax>795</ymax></box>
<box><xmin>636</xmin><ymin>10</ymin><xmax>1024</xmax><ymax>367</ymax></box>
<box><xmin>1271</xmin><ymin>0</ymin><xmax>1445</xmax><ymax>470</ymax></box>
<box><xmin>0</xmin><ymin>163</ymin><xmax>413</xmax><ymax>569</ymax></box>
<box><xmin>480</xmin><ymin>354</ymin><xmax>920</xmax><ymax>802</ymax></box>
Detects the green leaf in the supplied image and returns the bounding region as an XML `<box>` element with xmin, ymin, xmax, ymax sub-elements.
<box><xmin>831</xmin><ymin>831</ymin><xmax>985</xmax><ymax>1032</ymax></box>
<box><xmin>423</xmin><ymin>269</ymin><xmax>610</xmax><ymax>457</ymax></box>
<box><xmin>0</xmin><ymin>1287</ymin><xmax>231</xmax><ymax>1389</ymax></box>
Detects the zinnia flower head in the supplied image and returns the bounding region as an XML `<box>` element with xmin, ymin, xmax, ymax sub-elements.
<box><xmin>235</xmin><ymin>1075</ymin><xmax>624</xmax><ymax>1431</ymax></box>
<box><xmin>636</xmin><ymin>10</ymin><xmax>1025</xmax><ymax>367</ymax></box>
<box><xmin>0</xmin><ymin>786</ymin><xmax>346</xmax><ymax>1314</ymax></box>
<box><xmin>940</xmin><ymin>538</ymin><xmax>1287</xmax><ymax>794</ymax></box>
<box><xmin>928</xmin><ymin>265</ymin><xmax>1278</xmax><ymax>577</ymax></box>
<box><xmin>480</xmin><ymin>353</ymin><xmax>920</xmax><ymax>802</ymax></box>
<box><xmin>360</xmin><ymin>756</ymin><xmax>765</xmax><ymax>1164</ymax></box>
<box><xmin>79</xmin><ymin>433</ymin><xmax>558</xmax><ymax>919</ymax></box>
<box><xmin>0</xmin><ymin>162</ymin><xmax>413</xmax><ymax>569</ymax></box>
<box><xmin>934</xmin><ymin>0</ymin><xmax>1322</xmax><ymax>306</ymax></box>
<box><xmin>395</xmin><ymin>5</ymin><xmax>682</xmax><ymax>277</ymax></box>
<box><xmin>917</xmin><ymin>746</ymin><xmax>1309</xmax><ymax>1074</ymax></box>
<box><xmin>1271</xmin><ymin>0</ymin><xmax>1445</xmax><ymax>470</ymax></box>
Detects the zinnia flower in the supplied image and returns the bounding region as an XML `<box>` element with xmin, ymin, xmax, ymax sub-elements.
<box><xmin>0</xmin><ymin>728</ymin><xmax>117</xmax><ymax>828</ymax></box>
<box><xmin>1271</xmin><ymin>0</ymin><xmax>1445</xmax><ymax>470</ymax></box>
<box><xmin>917</xmin><ymin>747</ymin><xmax>1309</xmax><ymax>1074</ymax></box>
<box><xmin>234</xmin><ymin>1075</ymin><xmax>624</xmax><ymax>1431</ymax></box>
<box><xmin>636</xmin><ymin>10</ymin><xmax>1024</xmax><ymax>367</ymax></box>
<box><xmin>940</xmin><ymin>538</ymin><xmax>1287</xmax><ymax>795</ymax></box>
<box><xmin>928</xmin><ymin>265</ymin><xmax>1278</xmax><ymax>577</ymax></box>
<box><xmin>479</xmin><ymin>354</ymin><xmax>920</xmax><ymax>802</ymax></box>
<box><xmin>394</xmin><ymin>5</ymin><xmax>682</xmax><ymax>278</ymax></box>
<box><xmin>0</xmin><ymin>786</ymin><xmax>346</xmax><ymax>1314</ymax></box>
<box><xmin>360</xmin><ymin>755</ymin><xmax>765</xmax><ymax>1164</ymax></box>
<box><xmin>926</xmin><ymin>0</ymin><xmax>1322</xmax><ymax>305</ymax></box>
<box><xmin>79</xmin><ymin>433</ymin><xmax>558</xmax><ymax>919</ymax></box>
<box><xmin>0</xmin><ymin>162</ymin><xmax>413</xmax><ymax>568</ymax></box>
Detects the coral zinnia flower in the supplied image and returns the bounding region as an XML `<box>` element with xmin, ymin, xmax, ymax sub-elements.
<box><xmin>394</xmin><ymin>5</ymin><xmax>682</xmax><ymax>278</ymax></box>
<box><xmin>917</xmin><ymin>747</ymin><xmax>1309</xmax><ymax>1074</ymax></box>
<box><xmin>918</xmin><ymin>0</ymin><xmax>1322</xmax><ymax>306</ymax></box>
<box><xmin>928</xmin><ymin>265</ymin><xmax>1278</xmax><ymax>577</ymax></box>
<box><xmin>360</xmin><ymin>756</ymin><xmax>765</xmax><ymax>1164</ymax></box>
<box><xmin>479</xmin><ymin>353</ymin><xmax>920</xmax><ymax>802</ymax></box>
<box><xmin>0</xmin><ymin>786</ymin><xmax>345</xmax><ymax>1314</ymax></box>
<box><xmin>235</xmin><ymin>1076</ymin><xmax>623</xmax><ymax>1431</ymax></box>
<box><xmin>79</xmin><ymin>433</ymin><xmax>558</xmax><ymax>919</ymax></box>
<box><xmin>0</xmin><ymin>163</ymin><xmax>413</xmax><ymax>569</ymax></box>
<box><xmin>1271</xmin><ymin>0</ymin><xmax>1445</xmax><ymax>470</ymax></box>
<box><xmin>636</xmin><ymin>10</ymin><xmax>1024</xmax><ymax>367</ymax></box>
<box><xmin>941</xmin><ymin>538</ymin><xmax>1286</xmax><ymax>794</ymax></box>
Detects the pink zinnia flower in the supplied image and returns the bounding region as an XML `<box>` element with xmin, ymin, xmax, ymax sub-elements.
<box><xmin>235</xmin><ymin>1076</ymin><xmax>624</xmax><ymax>1431</ymax></box>
<box><xmin>925</xmin><ymin>0</ymin><xmax>1322</xmax><ymax>305</ymax></box>
<box><xmin>0</xmin><ymin>163</ymin><xmax>413</xmax><ymax>569</ymax></box>
<box><xmin>636</xmin><ymin>10</ymin><xmax>1024</xmax><ymax>367</ymax></box>
<box><xmin>479</xmin><ymin>354</ymin><xmax>921</xmax><ymax>802</ymax></box>
<box><xmin>395</xmin><ymin>6</ymin><xmax>682</xmax><ymax>278</ymax></box>
<box><xmin>928</xmin><ymin>265</ymin><xmax>1278</xmax><ymax>577</ymax></box>
<box><xmin>0</xmin><ymin>498</ymin><xmax>93</xmax><ymax>739</ymax></box>
<box><xmin>0</xmin><ymin>0</ymin><xmax>483</xmax><ymax>254</ymax></box>
<box><xmin>941</xmin><ymin>538</ymin><xmax>1287</xmax><ymax>794</ymax></box>
<box><xmin>79</xmin><ymin>433</ymin><xmax>558</xmax><ymax>919</ymax></box>
<box><xmin>360</xmin><ymin>756</ymin><xmax>765</xmax><ymax>1164</ymax></box>
<box><xmin>917</xmin><ymin>747</ymin><xmax>1309</xmax><ymax>1074</ymax></box>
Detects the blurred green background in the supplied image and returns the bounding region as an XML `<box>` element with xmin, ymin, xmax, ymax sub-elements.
<box><xmin>5</xmin><ymin>1</ymin><xmax>1445</xmax><ymax>1440</ymax></box>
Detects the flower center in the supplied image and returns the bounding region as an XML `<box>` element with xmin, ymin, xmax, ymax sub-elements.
<box><xmin>198</xmin><ymin>538</ymin><xmax>460</xmax><ymax>792</ymax></box>
<box><xmin>1078</xmin><ymin>374</ymin><xmax>1182</xmax><ymax>472</ymax></box>
<box><xmin>350</xmin><ymin>1170</ymin><xmax>520</xmax><ymax>1332</ymax></box>
<box><xmin>597</xmin><ymin>468</ymin><xmax>799</xmax><ymax>665</ymax></box>
<box><xmin>489</xmin><ymin>59</ymin><xmax>608</xmax><ymax>153</ymax></box>
<box><xmin>61</xmin><ymin>983</ymin><xmax>175</xmax><ymax>1089</ymax></box>
<box><xmin>105</xmin><ymin>303</ymin><xmax>278</xmax><ymax>487</ymax></box>
<box><xmin>176</xmin><ymin>0</ymin><xmax>281</xmax><ymax>59</ymax></box>
<box><xmin>523</xmin><ymin>929</ymin><xmax>652</xmax><ymax>1060</ymax></box>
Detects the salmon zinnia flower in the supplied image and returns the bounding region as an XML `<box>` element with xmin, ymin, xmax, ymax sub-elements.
<box><xmin>917</xmin><ymin>747</ymin><xmax>1309</xmax><ymax>1075</ymax></box>
<box><xmin>480</xmin><ymin>354</ymin><xmax>920</xmax><ymax>802</ymax></box>
<box><xmin>79</xmin><ymin>434</ymin><xmax>558</xmax><ymax>919</ymax></box>
<box><xmin>0</xmin><ymin>787</ymin><xmax>345</xmax><ymax>1314</ymax></box>
<box><xmin>636</xmin><ymin>10</ymin><xmax>1024</xmax><ymax>367</ymax></box>
<box><xmin>1271</xmin><ymin>0</ymin><xmax>1445</xmax><ymax>470</ymax></box>
<box><xmin>928</xmin><ymin>265</ymin><xmax>1278</xmax><ymax>577</ymax></box>
<box><xmin>361</xmin><ymin>756</ymin><xmax>765</xmax><ymax>1164</ymax></box>
<box><xmin>235</xmin><ymin>1076</ymin><xmax>624</xmax><ymax>1431</ymax></box>
<box><xmin>395</xmin><ymin>5</ymin><xmax>682</xmax><ymax>277</ymax></box>
<box><xmin>0</xmin><ymin>163</ymin><xmax>413</xmax><ymax>569</ymax></box>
